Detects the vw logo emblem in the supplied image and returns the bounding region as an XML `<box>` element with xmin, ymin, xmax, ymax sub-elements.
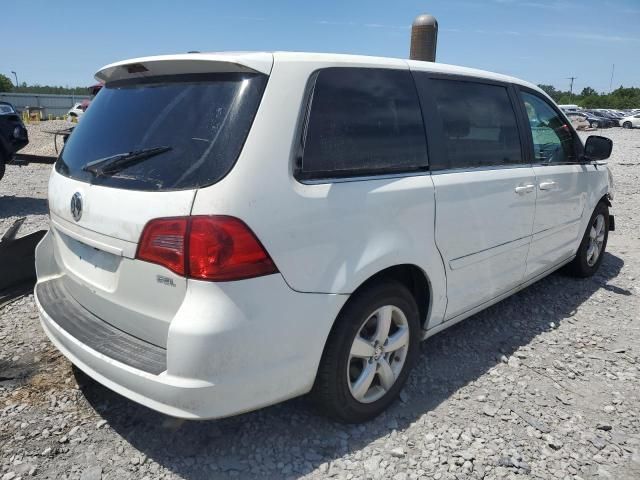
<box><xmin>70</xmin><ymin>192</ymin><xmax>83</xmax><ymax>222</ymax></box>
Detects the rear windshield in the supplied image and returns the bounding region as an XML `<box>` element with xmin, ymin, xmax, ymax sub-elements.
<box><xmin>56</xmin><ymin>73</ymin><xmax>267</xmax><ymax>191</ymax></box>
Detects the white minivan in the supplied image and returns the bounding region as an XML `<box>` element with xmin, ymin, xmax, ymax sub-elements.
<box><xmin>35</xmin><ymin>52</ymin><xmax>614</xmax><ymax>423</ymax></box>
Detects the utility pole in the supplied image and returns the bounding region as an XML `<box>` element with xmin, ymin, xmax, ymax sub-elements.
<box><xmin>567</xmin><ymin>76</ymin><xmax>577</xmax><ymax>101</ymax></box>
<box><xmin>609</xmin><ymin>64</ymin><xmax>615</xmax><ymax>92</ymax></box>
<box><xmin>11</xmin><ymin>71</ymin><xmax>18</xmax><ymax>88</ymax></box>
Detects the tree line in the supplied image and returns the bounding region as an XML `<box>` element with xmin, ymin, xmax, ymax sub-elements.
<box><xmin>537</xmin><ymin>84</ymin><xmax>640</xmax><ymax>109</ymax></box>
<box><xmin>0</xmin><ymin>74</ymin><xmax>88</xmax><ymax>95</ymax></box>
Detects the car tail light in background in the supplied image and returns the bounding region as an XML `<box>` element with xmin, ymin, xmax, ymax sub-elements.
<box><xmin>136</xmin><ymin>216</ymin><xmax>278</xmax><ymax>281</ymax></box>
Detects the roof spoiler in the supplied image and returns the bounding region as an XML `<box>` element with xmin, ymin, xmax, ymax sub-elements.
<box><xmin>95</xmin><ymin>52</ymin><xmax>273</xmax><ymax>83</ymax></box>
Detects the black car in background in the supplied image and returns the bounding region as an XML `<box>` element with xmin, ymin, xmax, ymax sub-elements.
<box><xmin>0</xmin><ymin>102</ymin><xmax>29</xmax><ymax>180</ymax></box>
<box><xmin>583</xmin><ymin>110</ymin><xmax>617</xmax><ymax>128</ymax></box>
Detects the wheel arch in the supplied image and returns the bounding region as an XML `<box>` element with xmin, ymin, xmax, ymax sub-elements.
<box><xmin>311</xmin><ymin>263</ymin><xmax>433</xmax><ymax>396</ymax></box>
<box><xmin>341</xmin><ymin>264</ymin><xmax>432</xmax><ymax>331</ymax></box>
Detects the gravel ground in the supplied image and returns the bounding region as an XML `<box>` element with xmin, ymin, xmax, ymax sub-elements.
<box><xmin>18</xmin><ymin>120</ymin><xmax>73</xmax><ymax>158</ymax></box>
<box><xmin>1</xmin><ymin>127</ymin><xmax>639</xmax><ymax>480</ymax></box>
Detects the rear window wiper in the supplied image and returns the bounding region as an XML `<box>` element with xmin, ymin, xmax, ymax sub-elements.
<box><xmin>82</xmin><ymin>146</ymin><xmax>172</xmax><ymax>177</ymax></box>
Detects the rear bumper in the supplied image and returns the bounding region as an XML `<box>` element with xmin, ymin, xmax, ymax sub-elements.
<box><xmin>36</xmin><ymin>295</ymin><xmax>211</xmax><ymax>419</ymax></box>
<box><xmin>36</xmin><ymin>278</ymin><xmax>167</xmax><ymax>374</ymax></box>
<box><xmin>35</xmin><ymin>232</ymin><xmax>348</xmax><ymax>419</ymax></box>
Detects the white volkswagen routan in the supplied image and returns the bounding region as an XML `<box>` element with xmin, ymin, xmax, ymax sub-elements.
<box><xmin>35</xmin><ymin>52</ymin><xmax>614</xmax><ymax>423</ymax></box>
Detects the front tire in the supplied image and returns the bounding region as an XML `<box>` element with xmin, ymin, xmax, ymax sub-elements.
<box><xmin>312</xmin><ymin>280</ymin><xmax>420</xmax><ymax>423</ymax></box>
<box><xmin>590</xmin><ymin>121</ymin><xmax>599</xmax><ymax>128</ymax></box>
<box><xmin>623</xmin><ymin>121</ymin><xmax>632</xmax><ymax>129</ymax></box>
<box><xmin>566</xmin><ymin>202</ymin><xmax>609</xmax><ymax>277</ymax></box>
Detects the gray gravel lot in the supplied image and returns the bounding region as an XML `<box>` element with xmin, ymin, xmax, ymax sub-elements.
<box><xmin>17</xmin><ymin>120</ymin><xmax>73</xmax><ymax>158</ymax></box>
<box><xmin>1</xmin><ymin>126</ymin><xmax>639</xmax><ymax>480</ymax></box>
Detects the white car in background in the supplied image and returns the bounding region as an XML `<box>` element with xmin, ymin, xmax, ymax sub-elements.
<box><xmin>620</xmin><ymin>113</ymin><xmax>640</xmax><ymax>129</ymax></box>
<box><xmin>34</xmin><ymin>52</ymin><xmax>615</xmax><ymax>423</ymax></box>
<box><xmin>558</xmin><ymin>104</ymin><xmax>581</xmax><ymax>113</ymax></box>
<box><xmin>67</xmin><ymin>103</ymin><xmax>84</xmax><ymax>122</ymax></box>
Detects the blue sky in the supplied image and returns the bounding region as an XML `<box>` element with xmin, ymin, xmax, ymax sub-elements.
<box><xmin>2</xmin><ymin>0</ymin><xmax>639</xmax><ymax>92</ymax></box>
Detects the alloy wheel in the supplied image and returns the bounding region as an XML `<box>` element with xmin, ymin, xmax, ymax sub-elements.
<box><xmin>586</xmin><ymin>213</ymin><xmax>606</xmax><ymax>267</ymax></box>
<box><xmin>347</xmin><ymin>305</ymin><xmax>410</xmax><ymax>403</ymax></box>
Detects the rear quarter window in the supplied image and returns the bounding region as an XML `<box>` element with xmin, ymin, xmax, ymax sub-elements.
<box><xmin>297</xmin><ymin>67</ymin><xmax>428</xmax><ymax>181</ymax></box>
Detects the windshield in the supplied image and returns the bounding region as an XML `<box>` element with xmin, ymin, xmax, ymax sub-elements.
<box><xmin>56</xmin><ymin>72</ymin><xmax>267</xmax><ymax>191</ymax></box>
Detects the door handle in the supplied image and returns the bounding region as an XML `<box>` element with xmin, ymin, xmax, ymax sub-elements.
<box><xmin>539</xmin><ymin>181</ymin><xmax>557</xmax><ymax>191</ymax></box>
<box><xmin>514</xmin><ymin>184</ymin><xmax>535</xmax><ymax>195</ymax></box>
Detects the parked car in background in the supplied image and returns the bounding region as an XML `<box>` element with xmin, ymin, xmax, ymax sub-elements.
<box><xmin>598</xmin><ymin>110</ymin><xmax>624</xmax><ymax>121</ymax></box>
<box><xmin>600</xmin><ymin>110</ymin><xmax>624</xmax><ymax>121</ymax></box>
<box><xmin>0</xmin><ymin>101</ymin><xmax>29</xmax><ymax>181</ymax></box>
<box><xmin>558</xmin><ymin>104</ymin><xmax>581</xmax><ymax>113</ymax></box>
<box><xmin>583</xmin><ymin>111</ymin><xmax>616</xmax><ymax>128</ymax></box>
<box><xmin>35</xmin><ymin>52</ymin><xmax>615</xmax><ymax>423</ymax></box>
<box><xmin>67</xmin><ymin>84</ymin><xmax>105</xmax><ymax>122</ymax></box>
<box><xmin>620</xmin><ymin>113</ymin><xmax>640</xmax><ymax>129</ymax></box>
<box><xmin>67</xmin><ymin>103</ymin><xmax>85</xmax><ymax>122</ymax></box>
<box><xmin>566</xmin><ymin>112</ymin><xmax>590</xmax><ymax>130</ymax></box>
<box><xmin>567</xmin><ymin>111</ymin><xmax>608</xmax><ymax>129</ymax></box>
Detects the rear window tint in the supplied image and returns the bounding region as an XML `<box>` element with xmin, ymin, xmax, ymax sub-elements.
<box><xmin>56</xmin><ymin>73</ymin><xmax>267</xmax><ymax>191</ymax></box>
<box><xmin>297</xmin><ymin>68</ymin><xmax>427</xmax><ymax>180</ymax></box>
<box><xmin>428</xmin><ymin>79</ymin><xmax>523</xmax><ymax>170</ymax></box>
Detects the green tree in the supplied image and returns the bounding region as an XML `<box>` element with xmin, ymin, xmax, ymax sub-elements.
<box><xmin>535</xmin><ymin>83</ymin><xmax>640</xmax><ymax>109</ymax></box>
<box><xmin>556</xmin><ymin>94</ymin><xmax>574</xmax><ymax>105</ymax></box>
<box><xmin>13</xmin><ymin>83</ymin><xmax>88</xmax><ymax>95</ymax></box>
<box><xmin>580</xmin><ymin>95</ymin><xmax>606</xmax><ymax>109</ymax></box>
<box><xmin>537</xmin><ymin>84</ymin><xmax>562</xmax><ymax>102</ymax></box>
<box><xmin>0</xmin><ymin>73</ymin><xmax>13</xmax><ymax>92</ymax></box>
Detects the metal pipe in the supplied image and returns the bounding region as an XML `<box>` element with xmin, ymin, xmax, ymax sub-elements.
<box><xmin>410</xmin><ymin>14</ymin><xmax>438</xmax><ymax>62</ymax></box>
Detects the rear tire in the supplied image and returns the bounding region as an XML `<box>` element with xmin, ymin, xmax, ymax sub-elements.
<box><xmin>312</xmin><ymin>280</ymin><xmax>420</xmax><ymax>423</ymax></box>
<box><xmin>565</xmin><ymin>202</ymin><xmax>609</xmax><ymax>277</ymax></box>
<box><xmin>623</xmin><ymin>122</ymin><xmax>632</xmax><ymax>129</ymax></box>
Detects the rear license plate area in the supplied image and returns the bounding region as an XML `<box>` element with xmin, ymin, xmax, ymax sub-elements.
<box><xmin>54</xmin><ymin>228</ymin><xmax>121</xmax><ymax>291</ymax></box>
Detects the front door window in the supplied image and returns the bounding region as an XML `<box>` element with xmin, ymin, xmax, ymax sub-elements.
<box><xmin>521</xmin><ymin>92</ymin><xmax>577</xmax><ymax>164</ymax></box>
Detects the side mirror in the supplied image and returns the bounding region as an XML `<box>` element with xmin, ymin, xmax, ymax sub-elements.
<box><xmin>584</xmin><ymin>135</ymin><xmax>612</xmax><ymax>161</ymax></box>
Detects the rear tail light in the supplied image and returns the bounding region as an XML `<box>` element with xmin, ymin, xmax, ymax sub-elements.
<box><xmin>136</xmin><ymin>216</ymin><xmax>277</xmax><ymax>281</ymax></box>
<box><xmin>137</xmin><ymin>218</ymin><xmax>188</xmax><ymax>275</ymax></box>
<box><xmin>188</xmin><ymin>216</ymin><xmax>277</xmax><ymax>281</ymax></box>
